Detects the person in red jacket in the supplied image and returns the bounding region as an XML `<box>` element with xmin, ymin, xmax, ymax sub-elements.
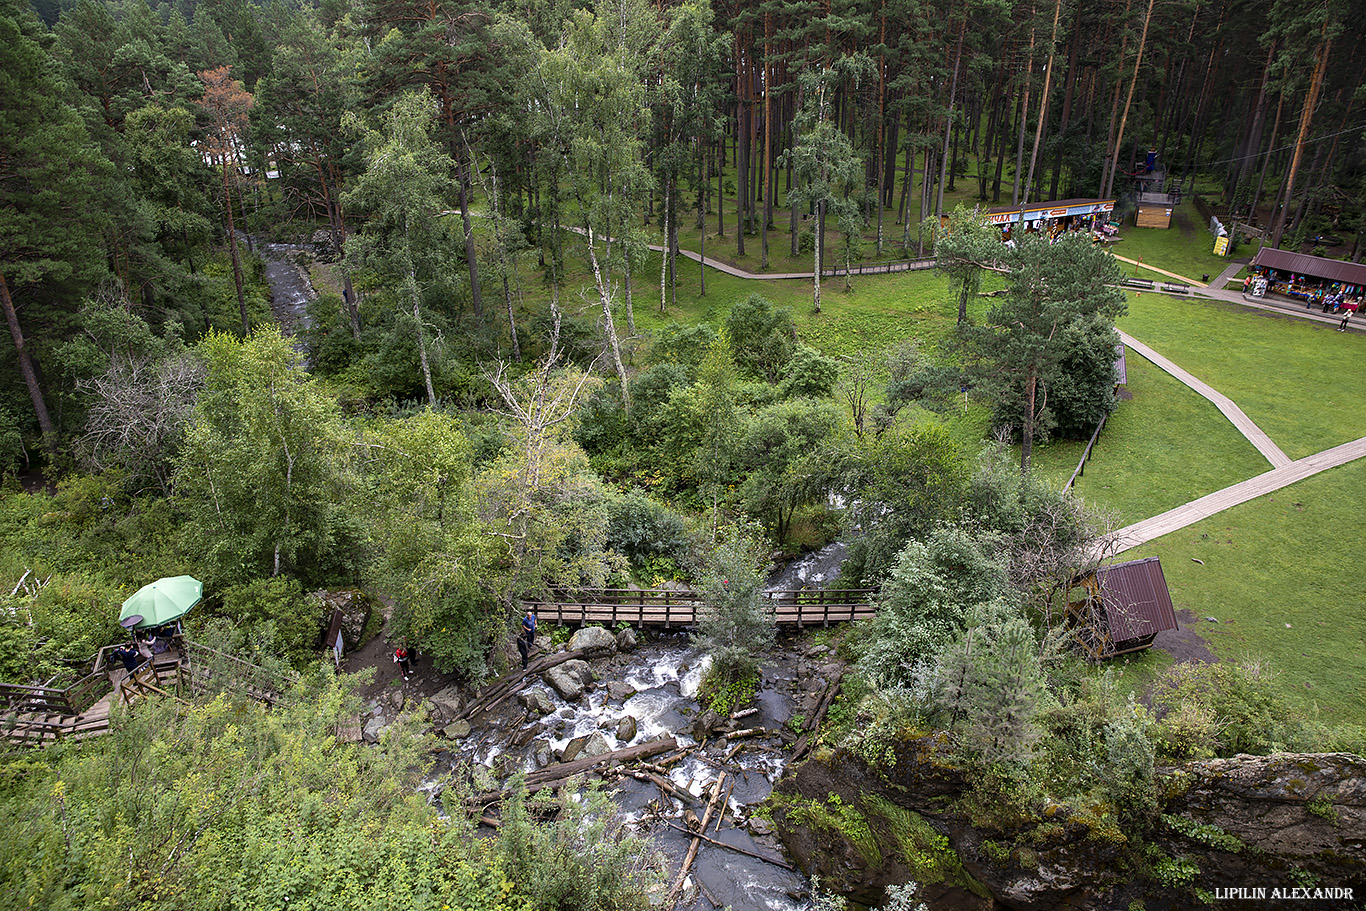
<box><xmin>394</xmin><ymin>645</ymin><xmax>413</xmax><ymax>680</ymax></box>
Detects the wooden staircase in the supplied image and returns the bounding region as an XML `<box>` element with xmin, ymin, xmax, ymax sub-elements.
<box><xmin>1</xmin><ymin>640</ymin><xmax>298</xmax><ymax>748</ymax></box>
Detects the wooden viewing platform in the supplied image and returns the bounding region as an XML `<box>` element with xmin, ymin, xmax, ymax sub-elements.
<box><xmin>522</xmin><ymin>588</ymin><xmax>876</xmax><ymax>629</ymax></box>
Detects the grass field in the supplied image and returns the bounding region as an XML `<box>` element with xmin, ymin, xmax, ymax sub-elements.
<box><xmin>1116</xmin><ymin>457</ymin><xmax>1366</xmax><ymax>725</ymax></box>
<box><xmin>1119</xmin><ymin>291</ymin><xmax>1366</xmax><ymax>460</ymax></box>
<box><xmin>1110</xmin><ymin>201</ymin><xmax>1259</xmax><ymax>285</ymax></box>
<box><xmin>1028</xmin><ymin>355</ymin><xmax>1271</xmax><ymax>527</ymax></box>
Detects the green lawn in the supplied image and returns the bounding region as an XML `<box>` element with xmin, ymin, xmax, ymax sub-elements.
<box><xmin>1119</xmin><ymin>291</ymin><xmax>1366</xmax><ymax>459</ymax></box>
<box><xmin>1029</xmin><ymin>355</ymin><xmax>1271</xmax><ymax>527</ymax></box>
<box><xmin>1106</xmin><ymin>201</ymin><xmax>1252</xmax><ymax>285</ymax></box>
<box><xmin>1118</xmin><ymin>458</ymin><xmax>1366</xmax><ymax>726</ymax></box>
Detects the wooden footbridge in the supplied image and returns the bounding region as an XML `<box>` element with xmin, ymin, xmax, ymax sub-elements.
<box><xmin>522</xmin><ymin>587</ymin><xmax>876</xmax><ymax>629</ymax></box>
<box><xmin>1</xmin><ymin>639</ymin><xmax>297</xmax><ymax>748</ymax></box>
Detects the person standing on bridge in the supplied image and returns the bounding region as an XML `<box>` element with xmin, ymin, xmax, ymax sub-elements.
<box><xmin>518</xmin><ymin>609</ymin><xmax>537</xmax><ymax>669</ymax></box>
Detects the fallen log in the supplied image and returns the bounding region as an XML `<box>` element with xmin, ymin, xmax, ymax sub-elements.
<box><xmin>625</xmin><ymin>769</ymin><xmax>693</xmax><ymax>805</ymax></box>
<box><xmin>792</xmin><ymin>673</ymin><xmax>842</xmax><ymax>760</ymax></box>
<box><xmin>729</xmin><ymin>707</ymin><xmax>759</xmax><ymax>722</ymax></box>
<box><xmin>465</xmin><ymin>736</ymin><xmax>677</xmax><ymax>805</ymax></box>
<box><xmin>714</xmin><ymin>777</ymin><xmax>736</xmax><ymax>834</ymax></box>
<box><xmin>665</xmin><ymin>773</ymin><xmax>725</xmax><ymax>907</ymax></box>
<box><xmin>662</xmin><ymin>822</ymin><xmax>796</xmax><ymax>872</ymax></box>
<box><xmin>723</xmin><ymin>726</ymin><xmax>765</xmax><ymax>741</ymax></box>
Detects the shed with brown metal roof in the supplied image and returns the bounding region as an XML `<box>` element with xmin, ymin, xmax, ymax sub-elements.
<box><xmin>1066</xmin><ymin>557</ymin><xmax>1178</xmax><ymax>658</ymax></box>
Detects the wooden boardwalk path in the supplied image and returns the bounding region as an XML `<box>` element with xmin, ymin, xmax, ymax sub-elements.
<box><xmin>1117</xmin><ymin>330</ymin><xmax>1293</xmax><ymax>469</ymax></box>
<box><xmin>1104</xmin><ymin>435</ymin><xmax>1366</xmax><ymax>553</ymax></box>
<box><xmin>524</xmin><ymin>588</ymin><xmax>875</xmax><ymax>629</ymax></box>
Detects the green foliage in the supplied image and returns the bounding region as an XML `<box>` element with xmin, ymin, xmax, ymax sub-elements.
<box><xmin>853</xmin><ymin>525</ymin><xmax>1014</xmax><ymax>688</ymax></box>
<box><xmin>0</xmin><ymin>571</ymin><xmax>126</xmax><ymax>684</ymax></box>
<box><xmin>725</xmin><ymin>293</ymin><xmax>796</xmax><ymax>381</ymax></box>
<box><xmin>603</xmin><ymin>489</ymin><xmax>694</xmax><ymax>572</ymax></box>
<box><xmin>215</xmin><ymin>576</ymin><xmax>325</xmax><ymax>667</ymax></box>
<box><xmin>364</xmin><ymin>408</ymin><xmax>495</xmax><ymax>677</ymax></box>
<box><xmin>693</xmin><ymin>527</ymin><xmax>774</xmax><ymax>687</ymax></box>
<box><xmin>0</xmin><ymin>672</ymin><xmax>530</xmax><ymax>911</ymax></box>
<box><xmin>930</xmin><ymin>606</ymin><xmax>1047</xmax><ymax>767</ymax></box>
<box><xmin>1152</xmin><ymin>659</ymin><xmax>1308</xmax><ymax>758</ymax></box>
<box><xmin>736</xmin><ymin>398</ymin><xmax>841</xmax><ymax>543</ymax></box>
<box><xmin>175</xmin><ymin>328</ymin><xmax>362</xmax><ymax>588</ymax></box>
<box><xmin>772</xmin><ymin>792</ymin><xmax>881</xmax><ymax>866</ymax></box>
<box><xmin>836</xmin><ymin>420</ymin><xmax>968</xmax><ymax>588</ymax></box>
<box><xmin>1161</xmin><ymin>814</ymin><xmax>1246</xmax><ymax>852</ymax></box>
<box><xmin>702</xmin><ymin>670</ymin><xmax>757</xmax><ymax>716</ymax></box>
<box><xmin>496</xmin><ymin>774</ymin><xmax>663</xmax><ymax>911</ymax></box>
<box><xmin>649</xmin><ymin>322</ymin><xmax>720</xmax><ymax>373</ymax></box>
<box><xmin>780</xmin><ymin>344</ymin><xmax>840</xmax><ymax>399</ymax></box>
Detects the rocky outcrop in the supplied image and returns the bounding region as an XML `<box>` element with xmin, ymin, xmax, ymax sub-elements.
<box><xmin>770</xmin><ymin>740</ymin><xmax>1366</xmax><ymax>910</ymax></box>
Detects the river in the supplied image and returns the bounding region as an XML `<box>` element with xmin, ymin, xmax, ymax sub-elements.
<box><xmin>254</xmin><ymin>253</ymin><xmax>853</xmax><ymax>909</ymax></box>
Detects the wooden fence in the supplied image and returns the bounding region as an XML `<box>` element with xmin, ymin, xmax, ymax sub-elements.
<box><xmin>523</xmin><ymin>588</ymin><xmax>876</xmax><ymax>629</ymax></box>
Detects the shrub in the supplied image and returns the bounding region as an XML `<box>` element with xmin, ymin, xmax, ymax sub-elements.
<box><xmin>603</xmin><ymin>491</ymin><xmax>693</xmax><ymax>570</ymax></box>
<box><xmin>725</xmin><ymin>293</ymin><xmax>796</xmax><ymax>382</ymax></box>
<box><xmin>853</xmin><ymin>525</ymin><xmax>1014</xmax><ymax>688</ymax></box>
<box><xmin>781</xmin><ymin>345</ymin><xmax>841</xmax><ymax>399</ymax></box>
<box><xmin>1151</xmin><ymin>659</ymin><xmax>1307</xmax><ymax>758</ymax></box>
<box><xmin>496</xmin><ymin>774</ymin><xmax>663</xmax><ymax>910</ymax></box>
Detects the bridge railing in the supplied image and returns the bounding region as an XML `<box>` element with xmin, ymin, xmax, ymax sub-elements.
<box><xmin>524</xmin><ymin>588</ymin><xmax>876</xmax><ymax>629</ymax></box>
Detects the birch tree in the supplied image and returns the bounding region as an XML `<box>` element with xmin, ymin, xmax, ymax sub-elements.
<box><xmin>343</xmin><ymin>92</ymin><xmax>457</xmax><ymax>407</ymax></box>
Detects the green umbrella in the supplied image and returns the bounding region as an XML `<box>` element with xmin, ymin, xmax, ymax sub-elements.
<box><xmin>118</xmin><ymin>575</ymin><xmax>203</xmax><ymax>629</ymax></box>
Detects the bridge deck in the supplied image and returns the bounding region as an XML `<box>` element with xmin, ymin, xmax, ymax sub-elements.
<box><xmin>523</xmin><ymin>588</ymin><xmax>875</xmax><ymax>629</ymax></box>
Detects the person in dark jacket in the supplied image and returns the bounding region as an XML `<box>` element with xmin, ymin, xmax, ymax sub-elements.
<box><xmin>518</xmin><ymin>610</ymin><xmax>537</xmax><ymax>670</ymax></box>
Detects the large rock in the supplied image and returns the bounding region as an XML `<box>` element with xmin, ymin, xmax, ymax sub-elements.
<box><xmin>362</xmin><ymin>716</ymin><xmax>387</xmax><ymax>743</ymax></box>
<box><xmin>545</xmin><ymin>659</ymin><xmax>593</xmax><ymax>701</ymax></box>
<box><xmin>561</xmin><ymin>731</ymin><xmax>612</xmax><ymax>762</ymax></box>
<box><xmin>442</xmin><ymin>720</ymin><xmax>471</xmax><ymax>739</ymax></box>
<box><xmin>517</xmin><ymin>688</ymin><xmax>556</xmax><ymax>717</ymax></box>
<box><xmin>569</xmin><ymin>626</ymin><xmax>618</xmax><ymax>656</ymax></box>
<box><xmin>532</xmin><ymin>739</ymin><xmax>554</xmax><ymax>769</ymax></box>
<box><xmin>429</xmin><ymin>685</ymin><xmax>465</xmax><ymax>719</ymax></box>
<box><xmin>615</xmin><ymin>715</ymin><xmax>638</xmax><ymax>742</ymax></box>
<box><xmin>616</xmin><ymin>627</ymin><xmax>639</xmax><ymax>652</ymax></box>
<box><xmin>605</xmin><ymin>681</ymin><xmax>638</xmax><ymax>703</ymax></box>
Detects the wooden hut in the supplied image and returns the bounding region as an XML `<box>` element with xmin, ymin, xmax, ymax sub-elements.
<box><xmin>1066</xmin><ymin>557</ymin><xmax>1178</xmax><ymax>658</ymax></box>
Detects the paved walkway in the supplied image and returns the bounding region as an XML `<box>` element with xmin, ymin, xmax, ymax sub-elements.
<box><xmin>1117</xmin><ymin>331</ymin><xmax>1292</xmax><ymax>468</ymax></box>
<box><xmin>1104</xmin><ymin>435</ymin><xmax>1366</xmax><ymax>552</ymax></box>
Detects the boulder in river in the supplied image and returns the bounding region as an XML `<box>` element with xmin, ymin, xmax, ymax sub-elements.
<box><xmin>517</xmin><ymin>688</ymin><xmax>556</xmax><ymax>717</ymax></box>
<box><xmin>615</xmin><ymin>715</ymin><xmax>638</xmax><ymax>742</ymax></box>
<box><xmin>616</xmin><ymin>627</ymin><xmax>639</xmax><ymax>652</ymax></box>
<box><xmin>546</xmin><ymin>659</ymin><xmax>593</xmax><ymax>701</ymax></box>
<box><xmin>605</xmin><ymin>681</ymin><xmax>638</xmax><ymax>702</ymax></box>
<box><xmin>569</xmin><ymin>626</ymin><xmax>619</xmax><ymax>656</ymax></box>
<box><xmin>442</xmin><ymin>720</ymin><xmax>471</xmax><ymax>740</ymax></box>
<box><xmin>562</xmin><ymin>731</ymin><xmax>612</xmax><ymax>762</ymax></box>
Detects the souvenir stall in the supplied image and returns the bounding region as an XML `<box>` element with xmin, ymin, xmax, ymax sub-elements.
<box><xmin>986</xmin><ymin>199</ymin><xmax>1117</xmax><ymax>243</ymax></box>
<box><xmin>1248</xmin><ymin>248</ymin><xmax>1366</xmax><ymax>311</ymax></box>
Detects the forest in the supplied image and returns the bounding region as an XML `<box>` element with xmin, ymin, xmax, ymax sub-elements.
<box><xmin>3</xmin><ymin>0</ymin><xmax>1366</xmax><ymax>906</ymax></box>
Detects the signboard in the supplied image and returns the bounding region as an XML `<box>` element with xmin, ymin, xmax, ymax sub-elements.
<box><xmin>1213</xmin><ymin>234</ymin><xmax>1230</xmax><ymax>257</ymax></box>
